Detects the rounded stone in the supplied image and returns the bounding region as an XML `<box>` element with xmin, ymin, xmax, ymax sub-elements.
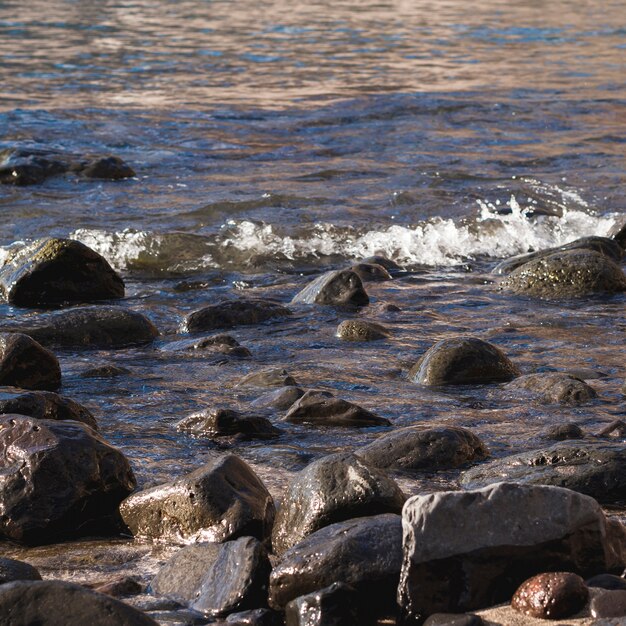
<box><xmin>542</xmin><ymin>423</ymin><xmax>585</xmax><ymax>441</ymax></box>
<box><xmin>590</xmin><ymin>590</ymin><xmax>626</xmax><ymax>618</ymax></box>
<box><xmin>0</xmin><ymin>332</ymin><xmax>61</xmax><ymax>391</ymax></box>
<box><xmin>506</xmin><ymin>373</ymin><xmax>597</xmax><ymax>405</ymax></box>
<box><xmin>336</xmin><ymin>319</ymin><xmax>390</xmax><ymax>341</ymax></box>
<box><xmin>291</xmin><ymin>269</ymin><xmax>369</xmax><ymax>307</ymax></box>
<box><xmin>0</xmin><ymin>557</ymin><xmax>41</xmax><ymax>584</ymax></box>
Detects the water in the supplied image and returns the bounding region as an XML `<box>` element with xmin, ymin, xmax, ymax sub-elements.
<box><xmin>0</xmin><ymin>0</ymin><xmax>624</xmax><ymax>599</ymax></box>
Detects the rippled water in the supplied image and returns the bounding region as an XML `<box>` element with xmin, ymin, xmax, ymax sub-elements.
<box><xmin>0</xmin><ymin>0</ymin><xmax>624</xmax><ymax>603</ymax></box>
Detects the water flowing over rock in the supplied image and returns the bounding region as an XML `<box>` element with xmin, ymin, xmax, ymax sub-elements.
<box><xmin>291</xmin><ymin>269</ymin><xmax>369</xmax><ymax>307</ymax></box>
<box><xmin>336</xmin><ymin>319</ymin><xmax>390</xmax><ymax>341</ymax></box>
<box><xmin>0</xmin><ymin>332</ymin><xmax>61</xmax><ymax>391</ymax></box>
<box><xmin>176</xmin><ymin>408</ymin><xmax>280</xmax><ymax>441</ymax></box>
<box><xmin>505</xmin><ymin>372</ymin><xmax>598</xmax><ymax>405</ymax></box>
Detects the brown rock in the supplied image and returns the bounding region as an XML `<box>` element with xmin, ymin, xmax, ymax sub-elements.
<box><xmin>0</xmin><ymin>333</ymin><xmax>61</xmax><ymax>391</ymax></box>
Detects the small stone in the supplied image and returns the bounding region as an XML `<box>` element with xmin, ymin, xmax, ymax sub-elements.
<box><xmin>349</xmin><ymin>262</ymin><xmax>392</xmax><ymax>282</ymax></box>
<box><xmin>291</xmin><ymin>270</ymin><xmax>369</xmax><ymax>307</ymax></box>
<box><xmin>0</xmin><ymin>557</ymin><xmax>41</xmax><ymax>584</ymax></box>
<box><xmin>78</xmin><ymin>156</ymin><xmax>136</xmax><ymax>180</ymax></box>
<box><xmin>591</xmin><ymin>589</ymin><xmax>626</xmax><ymax>618</ymax></box>
<box><xmin>239</xmin><ymin>368</ymin><xmax>298</xmax><ymax>388</ymax></box>
<box><xmin>176</xmin><ymin>408</ymin><xmax>280</xmax><ymax>441</ymax></box>
<box><xmin>336</xmin><ymin>319</ymin><xmax>390</xmax><ymax>341</ymax></box>
<box><xmin>506</xmin><ymin>373</ymin><xmax>597</xmax><ymax>405</ymax></box>
<box><xmin>543</xmin><ymin>423</ymin><xmax>585</xmax><ymax>441</ymax></box>
<box><xmin>92</xmin><ymin>576</ymin><xmax>143</xmax><ymax>598</ymax></box>
<box><xmin>0</xmin><ymin>333</ymin><xmax>61</xmax><ymax>391</ymax></box>
<box><xmin>586</xmin><ymin>574</ymin><xmax>626</xmax><ymax>591</ymax></box>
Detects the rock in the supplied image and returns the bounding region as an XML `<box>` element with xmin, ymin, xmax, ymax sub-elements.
<box><xmin>398</xmin><ymin>482</ymin><xmax>624</xmax><ymax>622</ymax></box>
<box><xmin>291</xmin><ymin>270</ymin><xmax>369</xmax><ymax>307</ymax></box>
<box><xmin>608</xmin><ymin>217</ymin><xmax>626</xmax><ymax>249</ymax></box>
<box><xmin>92</xmin><ymin>576</ymin><xmax>143</xmax><ymax>598</ymax></box>
<box><xmin>77</xmin><ymin>156</ymin><xmax>136</xmax><ymax>180</ymax></box>
<box><xmin>511</xmin><ymin>572</ymin><xmax>588</xmax><ymax>619</ymax></box>
<box><xmin>361</xmin><ymin>255</ymin><xmax>403</xmax><ymax>272</ymax></box>
<box><xmin>0</xmin><ymin>580</ymin><xmax>158</xmax><ymax>625</ymax></box>
<box><xmin>0</xmin><ymin>238</ymin><xmax>124</xmax><ymax>307</ymax></box>
<box><xmin>225</xmin><ymin>608</ymin><xmax>281</xmax><ymax>625</ymax></box>
<box><xmin>357</xmin><ymin>426</ymin><xmax>488</xmax><ymax>471</ymax></box>
<box><xmin>423</xmin><ymin>615</ymin><xmax>484</xmax><ymax>626</ymax></box>
<box><xmin>182</xmin><ymin>299</ymin><xmax>291</xmax><ymax>333</ymax></box>
<box><xmin>284</xmin><ymin>582</ymin><xmax>360</xmax><ymax>626</ymax></box>
<box><xmin>269</xmin><ymin>514</ymin><xmax>402</xmax><ymax>612</ymax></box>
<box><xmin>176</xmin><ymin>408</ymin><xmax>280</xmax><ymax>441</ymax></box>
<box><xmin>151</xmin><ymin>537</ymin><xmax>271</xmax><ymax>617</ymax></box>
<box><xmin>186</xmin><ymin>334</ymin><xmax>251</xmax><ymax>357</ymax></box>
<box><xmin>0</xmin><ymin>557</ymin><xmax>42</xmax><ymax>583</ymax></box>
<box><xmin>505</xmin><ymin>373</ymin><xmax>597</xmax><ymax>405</ymax></box>
<box><xmin>499</xmin><ymin>249</ymin><xmax>626</xmax><ymax>298</ymax></box>
<box><xmin>81</xmin><ymin>365</ymin><xmax>131</xmax><ymax>379</ymax></box>
<box><xmin>409</xmin><ymin>336</ymin><xmax>520</xmax><ymax>386</ymax></box>
<box><xmin>120</xmin><ymin>454</ymin><xmax>275</xmax><ymax>543</ymax></box>
<box><xmin>0</xmin><ymin>390</ymin><xmax>98</xmax><ymax>430</ymax></box>
<box><xmin>0</xmin><ymin>415</ymin><xmax>135</xmax><ymax>544</ymax></box>
<box><xmin>0</xmin><ymin>147</ymin><xmax>70</xmax><ymax>186</ymax></box>
<box><xmin>542</xmin><ymin>423</ymin><xmax>585</xmax><ymax>441</ymax></box>
<box><xmin>590</xmin><ymin>590</ymin><xmax>626</xmax><ymax>618</ymax></box>
<box><xmin>0</xmin><ymin>305</ymin><xmax>158</xmax><ymax>349</ymax></box>
<box><xmin>336</xmin><ymin>319</ymin><xmax>390</xmax><ymax>341</ymax></box>
<box><xmin>349</xmin><ymin>263</ymin><xmax>392</xmax><ymax>282</ymax></box>
<box><xmin>282</xmin><ymin>391</ymin><xmax>390</xmax><ymax>428</ymax></box>
<box><xmin>461</xmin><ymin>442</ymin><xmax>626</xmax><ymax>503</ymax></box>
<box><xmin>0</xmin><ymin>333</ymin><xmax>61</xmax><ymax>391</ymax></box>
<box><xmin>251</xmin><ymin>387</ymin><xmax>305</xmax><ymax>410</ymax></box>
<box><xmin>238</xmin><ymin>368</ymin><xmax>298</xmax><ymax>388</ymax></box>
<box><xmin>586</xmin><ymin>574</ymin><xmax>626</xmax><ymax>591</ymax></box>
<box><xmin>271</xmin><ymin>452</ymin><xmax>405</xmax><ymax>554</ymax></box>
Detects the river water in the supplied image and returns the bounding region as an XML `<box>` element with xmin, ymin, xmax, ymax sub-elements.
<box><xmin>0</xmin><ymin>0</ymin><xmax>625</xmax><ymax>602</ymax></box>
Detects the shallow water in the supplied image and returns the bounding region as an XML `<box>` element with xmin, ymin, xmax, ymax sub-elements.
<box><xmin>0</xmin><ymin>0</ymin><xmax>624</xmax><ymax>607</ymax></box>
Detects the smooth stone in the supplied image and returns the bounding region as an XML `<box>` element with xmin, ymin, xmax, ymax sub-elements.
<box><xmin>282</xmin><ymin>390</ymin><xmax>390</xmax><ymax>428</ymax></box>
<box><xmin>398</xmin><ymin>483</ymin><xmax>625</xmax><ymax>622</ymax></box>
<box><xmin>608</xmin><ymin>217</ymin><xmax>626</xmax><ymax>249</ymax></box>
<box><xmin>291</xmin><ymin>270</ymin><xmax>369</xmax><ymax>307</ymax></box>
<box><xmin>271</xmin><ymin>452</ymin><xmax>405</xmax><ymax>554</ymax></box>
<box><xmin>510</xmin><ymin>572</ymin><xmax>588</xmax><ymax>619</ymax></box>
<box><xmin>251</xmin><ymin>387</ymin><xmax>305</xmax><ymax>410</ymax></box>
<box><xmin>0</xmin><ymin>580</ymin><xmax>158</xmax><ymax>625</ymax></box>
<box><xmin>77</xmin><ymin>156</ymin><xmax>136</xmax><ymax>179</ymax></box>
<box><xmin>409</xmin><ymin>336</ymin><xmax>520</xmax><ymax>386</ymax></box>
<box><xmin>506</xmin><ymin>373</ymin><xmax>597</xmax><ymax>405</ymax></box>
<box><xmin>0</xmin><ymin>305</ymin><xmax>159</xmax><ymax>349</ymax></box>
<box><xmin>238</xmin><ymin>368</ymin><xmax>298</xmax><ymax>388</ymax></box>
<box><xmin>586</xmin><ymin>574</ymin><xmax>626</xmax><ymax>591</ymax></box>
<box><xmin>151</xmin><ymin>537</ymin><xmax>271</xmax><ymax>617</ymax></box>
<box><xmin>284</xmin><ymin>582</ymin><xmax>360</xmax><ymax>626</ymax></box>
<box><xmin>176</xmin><ymin>408</ymin><xmax>280</xmax><ymax>441</ymax></box>
<box><xmin>0</xmin><ymin>557</ymin><xmax>42</xmax><ymax>583</ymax></box>
<box><xmin>182</xmin><ymin>299</ymin><xmax>291</xmax><ymax>333</ymax></box>
<box><xmin>0</xmin><ymin>415</ymin><xmax>136</xmax><ymax>544</ymax></box>
<box><xmin>225</xmin><ymin>608</ymin><xmax>282</xmax><ymax>625</ymax></box>
<box><xmin>0</xmin><ymin>333</ymin><xmax>61</xmax><ymax>391</ymax></box>
<box><xmin>186</xmin><ymin>334</ymin><xmax>251</xmax><ymax>357</ymax></box>
<box><xmin>423</xmin><ymin>614</ymin><xmax>484</xmax><ymax>626</ymax></box>
<box><xmin>120</xmin><ymin>454</ymin><xmax>275</xmax><ymax>543</ymax></box>
<box><xmin>81</xmin><ymin>365</ymin><xmax>131</xmax><ymax>379</ymax></box>
<box><xmin>361</xmin><ymin>255</ymin><xmax>403</xmax><ymax>272</ymax></box>
<box><xmin>336</xmin><ymin>319</ymin><xmax>390</xmax><ymax>341</ymax></box>
<box><xmin>542</xmin><ymin>423</ymin><xmax>585</xmax><ymax>441</ymax></box>
<box><xmin>591</xmin><ymin>590</ymin><xmax>626</xmax><ymax>618</ymax></box>
<box><xmin>0</xmin><ymin>238</ymin><xmax>124</xmax><ymax>307</ymax></box>
<box><xmin>357</xmin><ymin>426</ymin><xmax>488</xmax><ymax>471</ymax></box>
<box><xmin>461</xmin><ymin>442</ymin><xmax>626</xmax><ymax>503</ymax></box>
<box><xmin>0</xmin><ymin>390</ymin><xmax>98</xmax><ymax>430</ymax></box>
<box><xmin>349</xmin><ymin>262</ymin><xmax>392</xmax><ymax>282</ymax></box>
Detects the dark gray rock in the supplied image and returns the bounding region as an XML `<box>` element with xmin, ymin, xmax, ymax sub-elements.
<box><xmin>0</xmin><ymin>415</ymin><xmax>135</xmax><ymax>544</ymax></box>
<box><xmin>591</xmin><ymin>590</ymin><xmax>626</xmax><ymax>618</ymax></box>
<box><xmin>349</xmin><ymin>263</ymin><xmax>392</xmax><ymax>282</ymax></box>
<box><xmin>0</xmin><ymin>580</ymin><xmax>158</xmax><ymax>625</ymax></box>
<box><xmin>0</xmin><ymin>305</ymin><xmax>158</xmax><ymax>349</ymax></box>
<box><xmin>291</xmin><ymin>270</ymin><xmax>369</xmax><ymax>307</ymax></box>
<box><xmin>271</xmin><ymin>452</ymin><xmax>405</xmax><ymax>554</ymax></box>
<box><xmin>0</xmin><ymin>390</ymin><xmax>98</xmax><ymax>430</ymax></box>
<box><xmin>336</xmin><ymin>319</ymin><xmax>390</xmax><ymax>341</ymax></box>
<box><xmin>238</xmin><ymin>368</ymin><xmax>298</xmax><ymax>388</ymax></box>
<box><xmin>506</xmin><ymin>373</ymin><xmax>597</xmax><ymax>405</ymax></box>
<box><xmin>182</xmin><ymin>299</ymin><xmax>291</xmax><ymax>333</ymax></box>
<box><xmin>251</xmin><ymin>387</ymin><xmax>305</xmax><ymax>410</ymax></box>
<box><xmin>284</xmin><ymin>582</ymin><xmax>360</xmax><ymax>626</ymax></box>
<box><xmin>81</xmin><ymin>364</ymin><xmax>131</xmax><ymax>379</ymax></box>
<box><xmin>176</xmin><ymin>408</ymin><xmax>280</xmax><ymax>441</ymax></box>
<box><xmin>499</xmin><ymin>249</ymin><xmax>626</xmax><ymax>297</ymax></box>
<box><xmin>120</xmin><ymin>454</ymin><xmax>275</xmax><ymax>543</ymax></box>
<box><xmin>77</xmin><ymin>156</ymin><xmax>136</xmax><ymax>180</ymax></box>
<box><xmin>461</xmin><ymin>442</ymin><xmax>626</xmax><ymax>503</ymax></box>
<box><xmin>423</xmin><ymin>615</ymin><xmax>484</xmax><ymax>626</ymax></box>
<box><xmin>586</xmin><ymin>574</ymin><xmax>626</xmax><ymax>591</ymax></box>
<box><xmin>151</xmin><ymin>537</ymin><xmax>271</xmax><ymax>617</ymax></box>
<box><xmin>608</xmin><ymin>217</ymin><xmax>626</xmax><ymax>249</ymax></box>
<box><xmin>357</xmin><ymin>426</ymin><xmax>488</xmax><ymax>471</ymax></box>
<box><xmin>0</xmin><ymin>238</ymin><xmax>124</xmax><ymax>307</ymax></box>
<box><xmin>282</xmin><ymin>391</ymin><xmax>390</xmax><ymax>428</ymax></box>
<box><xmin>269</xmin><ymin>514</ymin><xmax>402</xmax><ymax>611</ymax></box>
<box><xmin>186</xmin><ymin>334</ymin><xmax>251</xmax><ymax>357</ymax></box>
<box><xmin>0</xmin><ymin>557</ymin><xmax>41</xmax><ymax>584</ymax></box>
<box><xmin>409</xmin><ymin>336</ymin><xmax>520</xmax><ymax>386</ymax></box>
<box><xmin>398</xmin><ymin>482</ymin><xmax>625</xmax><ymax>622</ymax></box>
<box><xmin>0</xmin><ymin>333</ymin><xmax>61</xmax><ymax>391</ymax></box>
<box><xmin>542</xmin><ymin>423</ymin><xmax>585</xmax><ymax>441</ymax></box>
<box><xmin>0</xmin><ymin>147</ymin><xmax>70</xmax><ymax>186</ymax></box>
<box><xmin>361</xmin><ymin>255</ymin><xmax>403</xmax><ymax>272</ymax></box>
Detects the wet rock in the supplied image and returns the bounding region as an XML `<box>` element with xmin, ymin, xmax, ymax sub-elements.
<box><xmin>0</xmin><ymin>147</ymin><xmax>70</xmax><ymax>186</ymax></box>
<box><xmin>182</xmin><ymin>299</ymin><xmax>291</xmax><ymax>333</ymax></box>
<box><xmin>506</xmin><ymin>373</ymin><xmax>597</xmax><ymax>405</ymax></box>
<box><xmin>423</xmin><ymin>615</ymin><xmax>484</xmax><ymax>626</ymax></box>
<box><xmin>251</xmin><ymin>387</ymin><xmax>305</xmax><ymax>410</ymax></box>
<box><xmin>511</xmin><ymin>572</ymin><xmax>588</xmax><ymax>619</ymax></box>
<box><xmin>271</xmin><ymin>452</ymin><xmax>405</xmax><ymax>554</ymax></box>
<box><xmin>269</xmin><ymin>514</ymin><xmax>402</xmax><ymax>612</ymax></box>
<box><xmin>0</xmin><ymin>390</ymin><xmax>98</xmax><ymax>430</ymax></box>
<box><xmin>186</xmin><ymin>334</ymin><xmax>251</xmax><ymax>357</ymax></box>
<box><xmin>81</xmin><ymin>364</ymin><xmax>131</xmax><ymax>378</ymax></box>
<box><xmin>120</xmin><ymin>454</ymin><xmax>275</xmax><ymax>543</ymax></box>
<box><xmin>586</xmin><ymin>574</ymin><xmax>626</xmax><ymax>591</ymax></box>
<box><xmin>357</xmin><ymin>426</ymin><xmax>488</xmax><ymax>471</ymax></box>
<box><xmin>591</xmin><ymin>590</ymin><xmax>626</xmax><ymax>618</ymax></box>
<box><xmin>0</xmin><ymin>305</ymin><xmax>158</xmax><ymax>349</ymax></box>
<box><xmin>282</xmin><ymin>390</ymin><xmax>390</xmax><ymax>428</ymax></box>
<box><xmin>0</xmin><ymin>580</ymin><xmax>158</xmax><ymax>625</ymax></box>
<box><xmin>336</xmin><ymin>319</ymin><xmax>390</xmax><ymax>341</ymax></box>
<box><xmin>92</xmin><ymin>576</ymin><xmax>144</xmax><ymax>598</ymax></box>
<box><xmin>461</xmin><ymin>442</ymin><xmax>626</xmax><ymax>503</ymax></box>
<box><xmin>349</xmin><ymin>262</ymin><xmax>392</xmax><ymax>282</ymax></box>
<box><xmin>0</xmin><ymin>333</ymin><xmax>61</xmax><ymax>391</ymax></box>
<box><xmin>608</xmin><ymin>217</ymin><xmax>626</xmax><ymax>249</ymax></box>
<box><xmin>225</xmin><ymin>608</ymin><xmax>281</xmax><ymax>625</ymax></box>
<box><xmin>176</xmin><ymin>408</ymin><xmax>280</xmax><ymax>441</ymax></box>
<box><xmin>499</xmin><ymin>249</ymin><xmax>626</xmax><ymax>298</ymax></box>
<box><xmin>409</xmin><ymin>336</ymin><xmax>520</xmax><ymax>386</ymax></box>
<box><xmin>542</xmin><ymin>423</ymin><xmax>585</xmax><ymax>441</ymax></box>
<box><xmin>398</xmin><ymin>482</ymin><xmax>624</xmax><ymax>622</ymax></box>
<box><xmin>291</xmin><ymin>269</ymin><xmax>369</xmax><ymax>307</ymax></box>
<box><xmin>361</xmin><ymin>255</ymin><xmax>403</xmax><ymax>272</ymax></box>
<box><xmin>77</xmin><ymin>155</ymin><xmax>136</xmax><ymax>180</ymax></box>
<box><xmin>284</xmin><ymin>582</ymin><xmax>360</xmax><ymax>626</ymax></box>
<box><xmin>239</xmin><ymin>368</ymin><xmax>298</xmax><ymax>388</ymax></box>
<box><xmin>0</xmin><ymin>557</ymin><xmax>42</xmax><ymax>583</ymax></box>
<box><xmin>0</xmin><ymin>238</ymin><xmax>124</xmax><ymax>307</ymax></box>
<box><xmin>151</xmin><ymin>537</ymin><xmax>271</xmax><ymax>617</ymax></box>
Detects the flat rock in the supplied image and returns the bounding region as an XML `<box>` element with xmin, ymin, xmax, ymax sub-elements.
<box><xmin>336</xmin><ymin>319</ymin><xmax>390</xmax><ymax>341</ymax></box>
<box><xmin>238</xmin><ymin>368</ymin><xmax>298</xmax><ymax>388</ymax></box>
<box><xmin>120</xmin><ymin>454</ymin><xmax>275</xmax><ymax>544</ymax></box>
<box><xmin>0</xmin><ymin>332</ymin><xmax>61</xmax><ymax>391</ymax></box>
<box><xmin>251</xmin><ymin>387</ymin><xmax>305</xmax><ymax>410</ymax></box>
<box><xmin>284</xmin><ymin>582</ymin><xmax>360</xmax><ymax>626</ymax></box>
<box><xmin>291</xmin><ymin>270</ymin><xmax>369</xmax><ymax>307</ymax></box>
<box><xmin>590</xmin><ymin>590</ymin><xmax>626</xmax><ymax>618</ymax></box>
<box><xmin>176</xmin><ymin>408</ymin><xmax>280</xmax><ymax>441</ymax></box>
<box><xmin>506</xmin><ymin>373</ymin><xmax>597</xmax><ymax>405</ymax></box>
<box><xmin>0</xmin><ymin>557</ymin><xmax>41</xmax><ymax>583</ymax></box>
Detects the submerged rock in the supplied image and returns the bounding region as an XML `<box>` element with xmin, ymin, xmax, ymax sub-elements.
<box><xmin>349</xmin><ymin>262</ymin><xmax>392</xmax><ymax>282</ymax></box>
<box><xmin>506</xmin><ymin>372</ymin><xmax>597</xmax><ymax>405</ymax></box>
<box><xmin>542</xmin><ymin>422</ymin><xmax>585</xmax><ymax>441</ymax></box>
<box><xmin>0</xmin><ymin>332</ymin><xmax>61</xmax><ymax>391</ymax></box>
<box><xmin>0</xmin><ymin>238</ymin><xmax>124</xmax><ymax>307</ymax></box>
<box><xmin>176</xmin><ymin>408</ymin><xmax>280</xmax><ymax>441</ymax></box>
<box><xmin>284</xmin><ymin>583</ymin><xmax>360</xmax><ymax>626</ymax></box>
<box><xmin>81</xmin><ymin>364</ymin><xmax>131</xmax><ymax>379</ymax></box>
<box><xmin>361</xmin><ymin>255</ymin><xmax>404</xmax><ymax>272</ymax></box>
<box><xmin>239</xmin><ymin>368</ymin><xmax>298</xmax><ymax>388</ymax></box>
<box><xmin>0</xmin><ymin>557</ymin><xmax>42</xmax><ymax>584</ymax></box>
<box><xmin>0</xmin><ymin>147</ymin><xmax>70</xmax><ymax>186</ymax></box>
<box><xmin>76</xmin><ymin>155</ymin><xmax>136</xmax><ymax>180</ymax></box>
<box><xmin>336</xmin><ymin>319</ymin><xmax>390</xmax><ymax>341</ymax></box>
<box><xmin>251</xmin><ymin>387</ymin><xmax>305</xmax><ymax>410</ymax></box>
<box><xmin>291</xmin><ymin>270</ymin><xmax>369</xmax><ymax>307</ymax></box>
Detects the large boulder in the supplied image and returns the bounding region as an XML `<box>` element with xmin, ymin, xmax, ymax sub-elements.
<box><xmin>357</xmin><ymin>426</ymin><xmax>488</xmax><ymax>471</ymax></box>
<box><xmin>291</xmin><ymin>270</ymin><xmax>369</xmax><ymax>307</ymax></box>
<box><xmin>271</xmin><ymin>453</ymin><xmax>405</xmax><ymax>554</ymax></box>
<box><xmin>409</xmin><ymin>337</ymin><xmax>520</xmax><ymax>386</ymax></box>
<box><xmin>120</xmin><ymin>454</ymin><xmax>275</xmax><ymax>543</ymax></box>
<box><xmin>0</xmin><ymin>238</ymin><xmax>124</xmax><ymax>306</ymax></box>
<box><xmin>0</xmin><ymin>332</ymin><xmax>61</xmax><ymax>391</ymax></box>
<box><xmin>461</xmin><ymin>442</ymin><xmax>626</xmax><ymax>503</ymax></box>
<box><xmin>0</xmin><ymin>305</ymin><xmax>158</xmax><ymax>349</ymax></box>
<box><xmin>505</xmin><ymin>372</ymin><xmax>597</xmax><ymax>405</ymax></box>
<box><xmin>398</xmin><ymin>482</ymin><xmax>625</xmax><ymax>623</ymax></box>
<box><xmin>0</xmin><ymin>415</ymin><xmax>136</xmax><ymax>543</ymax></box>
<box><xmin>176</xmin><ymin>408</ymin><xmax>280</xmax><ymax>441</ymax></box>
